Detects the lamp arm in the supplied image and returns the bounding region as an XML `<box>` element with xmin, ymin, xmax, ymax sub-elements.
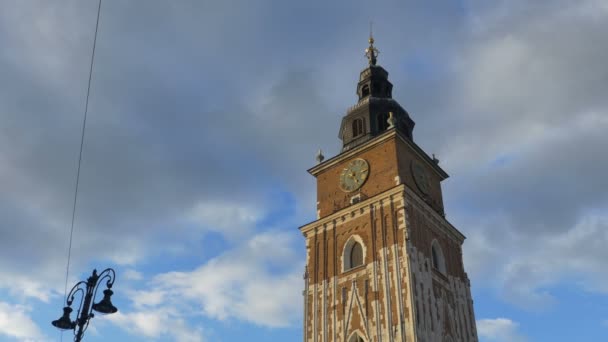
<box><xmin>65</xmin><ymin>284</ymin><xmax>86</xmax><ymax>339</ymax></box>
<box><xmin>65</xmin><ymin>281</ymin><xmax>87</xmax><ymax>307</ymax></box>
<box><xmin>74</xmin><ymin>288</ymin><xmax>86</xmax><ymax>319</ymax></box>
<box><xmin>91</xmin><ymin>268</ymin><xmax>116</xmax><ymax>310</ymax></box>
<box><xmin>97</xmin><ymin>268</ymin><xmax>116</xmax><ymax>288</ymax></box>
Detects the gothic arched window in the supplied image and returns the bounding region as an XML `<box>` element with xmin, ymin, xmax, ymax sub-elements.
<box><xmin>343</xmin><ymin>236</ymin><xmax>365</xmax><ymax>271</ymax></box>
<box><xmin>350</xmin><ymin>242</ymin><xmax>363</xmax><ymax>268</ymax></box>
<box><xmin>352</xmin><ymin>118</ymin><xmax>364</xmax><ymax>137</ymax></box>
<box><xmin>431</xmin><ymin>240</ymin><xmax>447</xmax><ymax>275</ymax></box>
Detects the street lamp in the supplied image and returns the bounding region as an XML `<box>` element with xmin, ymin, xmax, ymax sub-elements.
<box><xmin>52</xmin><ymin>268</ymin><xmax>118</xmax><ymax>341</ymax></box>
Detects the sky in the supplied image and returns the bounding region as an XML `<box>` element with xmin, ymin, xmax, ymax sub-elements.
<box><xmin>0</xmin><ymin>0</ymin><xmax>607</xmax><ymax>341</ymax></box>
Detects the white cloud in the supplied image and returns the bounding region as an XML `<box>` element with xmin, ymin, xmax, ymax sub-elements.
<box><xmin>186</xmin><ymin>200</ymin><xmax>262</xmax><ymax>237</ymax></box>
<box><xmin>441</xmin><ymin>0</ymin><xmax>608</xmax><ymax>175</ymax></box>
<box><xmin>465</xmin><ymin>213</ymin><xmax>608</xmax><ymax>310</ymax></box>
<box><xmin>152</xmin><ymin>230</ymin><xmax>303</xmax><ymax>327</ymax></box>
<box><xmin>477</xmin><ymin>318</ymin><xmax>526</xmax><ymax>342</ymax></box>
<box><xmin>439</xmin><ymin>0</ymin><xmax>608</xmax><ymax>311</ymax></box>
<box><xmin>102</xmin><ymin>231</ymin><xmax>302</xmax><ymax>340</ymax></box>
<box><xmin>0</xmin><ymin>276</ymin><xmax>53</xmax><ymax>303</ymax></box>
<box><xmin>108</xmin><ymin>230</ymin><xmax>302</xmax><ymax>334</ymax></box>
<box><xmin>0</xmin><ymin>302</ymin><xmax>47</xmax><ymax>342</ymax></box>
<box><xmin>122</xmin><ymin>269</ymin><xmax>144</xmax><ymax>281</ymax></box>
<box><xmin>129</xmin><ymin>289</ymin><xmax>166</xmax><ymax>309</ymax></box>
<box><xmin>103</xmin><ymin>308</ymin><xmax>204</xmax><ymax>342</ymax></box>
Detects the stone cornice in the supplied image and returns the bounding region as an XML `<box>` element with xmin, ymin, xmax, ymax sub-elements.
<box><xmin>308</xmin><ymin>129</ymin><xmax>449</xmax><ymax>180</ymax></box>
<box><xmin>299</xmin><ymin>184</ymin><xmax>407</xmax><ymax>236</ymax></box>
<box><xmin>308</xmin><ymin>129</ymin><xmax>398</xmax><ymax>176</ymax></box>
<box><xmin>300</xmin><ymin>183</ymin><xmax>465</xmax><ymax>243</ymax></box>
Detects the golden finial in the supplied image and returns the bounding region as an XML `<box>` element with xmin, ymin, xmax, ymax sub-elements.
<box><xmin>365</xmin><ymin>21</ymin><xmax>379</xmax><ymax>66</ymax></box>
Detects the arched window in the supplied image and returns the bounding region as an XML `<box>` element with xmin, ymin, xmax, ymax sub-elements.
<box><xmin>377</xmin><ymin>112</ymin><xmax>389</xmax><ymax>132</ymax></box>
<box><xmin>350</xmin><ymin>242</ymin><xmax>363</xmax><ymax>268</ymax></box>
<box><xmin>348</xmin><ymin>332</ymin><xmax>365</xmax><ymax>342</ymax></box>
<box><xmin>361</xmin><ymin>84</ymin><xmax>370</xmax><ymax>97</ymax></box>
<box><xmin>343</xmin><ymin>236</ymin><xmax>365</xmax><ymax>271</ymax></box>
<box><xmin>431</xmin><ymin>240</ymin><xmax>447</xmax><ymax>275</ymax></box>
<box><xmin>352</xmin><ymin>118</ymin><xmax>364</xmax><ymax>137</ymax></box>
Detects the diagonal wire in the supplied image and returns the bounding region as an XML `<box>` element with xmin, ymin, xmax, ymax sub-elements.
<box><xmin>62</xmin><ymin>0</ymin><xmax>102</xmax><ymax>314</ymax></box>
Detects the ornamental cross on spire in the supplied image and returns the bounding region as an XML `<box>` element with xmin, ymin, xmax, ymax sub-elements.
<box><xmin>365</xmin><ymin>22</ymin><xmax>379</xmax><ymax>65</ymax></box>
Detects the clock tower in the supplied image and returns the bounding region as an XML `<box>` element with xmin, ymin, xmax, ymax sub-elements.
<box><xmin>300</xmin><ymin>36</ymin><xmax>478</xmax><ymax>342</ymax></box>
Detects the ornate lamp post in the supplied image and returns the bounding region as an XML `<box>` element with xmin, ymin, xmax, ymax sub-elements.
<box><xmin>52</xmin><ymin>268</ymin><xmax>118</xmax><ymax>341</ymax></box>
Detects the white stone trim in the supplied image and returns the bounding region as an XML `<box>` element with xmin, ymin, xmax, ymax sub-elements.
<box><xmin>300</xmin><ymin>185</ymin><xmax>407</xmax><ymax>235</ymax></box>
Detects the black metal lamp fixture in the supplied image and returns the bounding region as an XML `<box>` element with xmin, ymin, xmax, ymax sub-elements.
<box><xmin>52</xmin><ymin>268</ymin><xmax>118</xmax><ymax>341</ymax></box>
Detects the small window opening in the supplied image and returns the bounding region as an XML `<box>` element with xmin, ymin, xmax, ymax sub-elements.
<box><xmin>377</xmin><ymin>112</ymin><xmax>389</xmax><ymax>132</ymax></box>
<box><xmin>432</xmin><ymin>247</ymin><xmax>439</xmax><ymax>269</ymax></box>
<box><xmin>350</xmin><ymin>242</ymin><xmax>363</xmax><ymax>268</ymax></box>
<box><xmin>431</xmin><ymin>240</ymin><xmax>447</xmax><ymax>274</ymax></box>
<box><xmin>344</xmin><ymin>237</ymin><xmax>365</xmax><ymax>271</ymax></box>
<box><xmin>352</xmin><ymin>118</ymin><xmax>364</xmax><ymax>137</ymax></box>
<box><xmin>361</xmin><ymin>84</ymin><xmax>370</xmax><ymax>97</ymax></box>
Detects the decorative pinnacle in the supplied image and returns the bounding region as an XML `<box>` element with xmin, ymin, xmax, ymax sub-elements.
<box><xmin>316</xmin><ymin>149</ymin><xmax>325</xmax><ymax>163</ymax></box>
<box><xmin>365</xmin><ymin>22</ymin><xmax>379</xmax><ymax>66</ymax></box>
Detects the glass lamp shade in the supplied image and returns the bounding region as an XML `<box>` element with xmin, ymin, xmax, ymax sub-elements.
<box><xmin>52</xmin><ymin>306</ymin><xmax>76</xmax><ymax>330</ymax></box>
<box><xmin>92</xmin><ymin>289</ymin><xmax>117</xmax><ymax>314</ymax></box>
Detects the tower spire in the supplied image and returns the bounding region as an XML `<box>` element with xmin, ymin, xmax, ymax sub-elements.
<box><xmin>365</xmin><ymin>22</ymin><xmax>379</xmax><ymax>66</ymax></box>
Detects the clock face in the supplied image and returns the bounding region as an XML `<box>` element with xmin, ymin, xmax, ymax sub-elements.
<box><xmin>411</xmin><ymin>160</ymin><xmax>430</xmax><ymax>194</ymax></box>
<box><xmin>339</xmin><ymin>158</ymin><xmax>370</xmax><ymax>192</ymax></box>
